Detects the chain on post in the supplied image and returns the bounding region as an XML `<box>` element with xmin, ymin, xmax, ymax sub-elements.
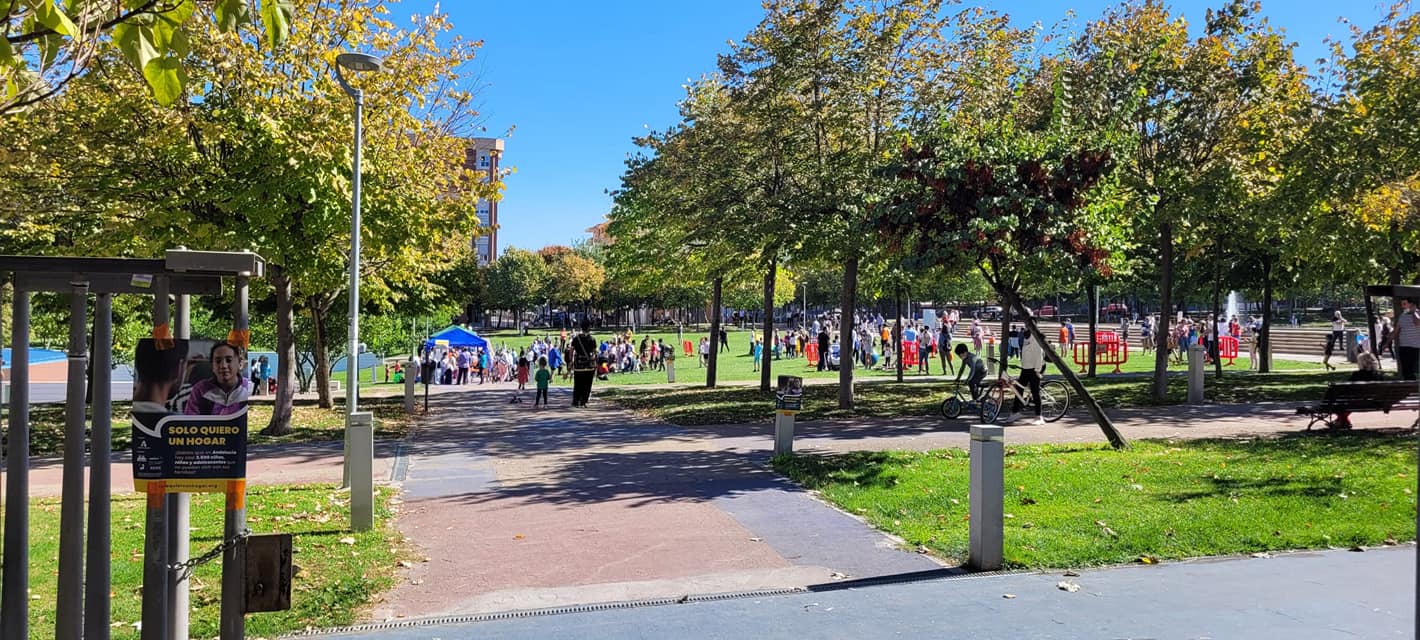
<box><xmin>169</xmin><ymin>529</ymin><xmax>249</xmax><ymax>583</ymax></box>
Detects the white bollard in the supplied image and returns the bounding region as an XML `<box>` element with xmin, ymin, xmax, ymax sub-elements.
<box><xmin>1188</xmin><ymin>344</ymin><xmax>1206</xmax><ymax>404</ymax></box>
<box><xmin>969</xmin><ymin>424</ymin><xmax>1004</xmax><ymax>571</ymax></box>
<box><xmin>774</xmin><ymin>411</ymin><xmax>794</xmax><ymax>456</ymax></box>
<box><xmin>404</xmin><ymin>358</ymin><xmax>417</xmax><ymax>414</ymax></box>
<box><xmin>666</xmin><ymin>358</ymin><xmax>676</xmax><ymax>383</ymax></box>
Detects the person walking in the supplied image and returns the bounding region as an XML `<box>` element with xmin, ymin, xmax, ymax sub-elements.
<box><xmin>533</xmin><ymin>356</ymin><xmax>551</xmax><ymax>407</ymax></box>
<box><xmin>1009</xmin><ymin>330</ymin><xmax>1046</xmax><ymax>426</ymax></box>
<box><xmin>1324</xmin><ymin>310</ymin><xmax>1347</xmax><ymax>371</ymax></box>
<box><xmin>570</xmin><ymin>319</ymin><xmax>598</xmax><ymax>407</ymax></box>
<box><xmin>1380</xmin><ymin>298</ymin><xmax>1420</xmax><ymax>381</ymax></box>
<box><xmin>817</xmin><ymin>325</ymin><xmax>831</xmax><ymax>372</ymax></box>
<box><xmin>719</xmin><ymin>326</ymin><xmax>729</xmax><ymax>353</ymax></box>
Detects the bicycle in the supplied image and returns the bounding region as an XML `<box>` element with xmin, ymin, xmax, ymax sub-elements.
<box><xmin>979</xmin><ymin>360</ymin><xmax>1070</xmax><ymax>424</ymax></box>
<box><xmin>939</xmin><ymin>378</ymin><xmax>981</xmax><ymax>419</ymax></box>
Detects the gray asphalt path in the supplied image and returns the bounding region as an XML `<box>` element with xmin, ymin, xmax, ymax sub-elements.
<box><xmin>320</xmin><ymin>545</ymin><xmax>1415</xmax><ymax>639</ymax></box>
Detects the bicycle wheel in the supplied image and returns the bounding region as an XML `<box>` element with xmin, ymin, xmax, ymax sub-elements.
<box><xmin>1040</xmin><ymin>380</ymin><xmax>1070</xmax><ymax>422</ymax></box>
<box><xmin>941</xmin><ymin>395</ymin><xmax>962</xmax><ymax>420</ymax></box>
<box><xmin>980</xmin><ymin>386</ymin><xmax>1006</xmax><ymax>423</ymax></box>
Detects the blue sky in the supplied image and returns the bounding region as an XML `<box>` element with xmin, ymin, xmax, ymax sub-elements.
<box><xmin>412</xmin><ymin>1</ymin><xmax>1389</xmax><ymax>255</ymax></box>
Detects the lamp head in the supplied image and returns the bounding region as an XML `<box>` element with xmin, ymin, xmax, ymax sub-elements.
<box><xmin>337</xmin><ymin>53</ymin><xmax>384</xmax><ymax>72</ymax></box>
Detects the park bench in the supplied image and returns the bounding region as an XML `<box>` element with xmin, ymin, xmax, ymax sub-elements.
<box><xmin>1295</xmin><ymin>381</ymin><xmax>1419</xmax><ymax>430</ymax></box>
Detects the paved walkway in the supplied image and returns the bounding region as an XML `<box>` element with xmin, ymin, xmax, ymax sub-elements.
<box><xmin>362</xmin><ymin>382</ymin><xmax>1416</xmax><ymax>626</ymax></box>
<box><xmin>328</xmin><ymin>545</ymin><xmax>1416</xmax><ymax>639</ymax></box>
<box><xmin>373</xmin><ymin>387</ymin><xmax>939</xmax><ymax>619</ymax></box>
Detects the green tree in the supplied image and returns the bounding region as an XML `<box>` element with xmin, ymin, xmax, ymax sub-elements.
<box><xmin>2</xmin><ymin>0</ymin><xmax>294</xmax><ymax>115</ymax></box>
<box><xmin>486</xmin><ymin>247</ymin><xmax>550</xmax><ymax>332</ymax></box>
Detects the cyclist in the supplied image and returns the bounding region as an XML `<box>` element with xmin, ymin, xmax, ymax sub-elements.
<box><xmin>1011</xmin><ymin>330</ymin><xmax>1046</xmax><ymax>425</ymax></box>
<box><xmin>953</xmin><ymin>343</ymin><xmax>987</xmax><ymax>408</ymax></box>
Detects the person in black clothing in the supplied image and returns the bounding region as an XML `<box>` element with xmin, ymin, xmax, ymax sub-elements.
<box><xmin>719</xmin><ymin>327</ymin><xmax>729</xmax><ymax>353</ymax></box>
<box><xmin>570</xmin><ymin>319</ymin><xmax>599</xmax><ymax>407</ymax></box>
<box><xmin>817</xmin><ymin>327</ymin><xmax>831</xmax><ymax>372</ymax></box>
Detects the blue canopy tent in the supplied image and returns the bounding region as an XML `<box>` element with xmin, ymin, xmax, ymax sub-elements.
<box><xmin>424</xmin><ymin>325</ymin><xmax>489</xmax><ymax>351</ymax></box>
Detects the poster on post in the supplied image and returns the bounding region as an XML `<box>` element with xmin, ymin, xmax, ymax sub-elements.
<box><xmin>775</xmin><ymin>375</ymin><xmax>803</xmax><ymax>414</ymax></box>
<box><xmin>131</xmin><ymin>338</ymin><xmax>250</xmax><ymax>493</ymax></box>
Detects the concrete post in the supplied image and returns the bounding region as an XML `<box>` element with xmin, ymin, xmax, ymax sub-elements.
<box><xmin>1188</xmin><ymin>344</ymin><xmax>1206</xmax><ymax>404</ymax></box>
<box><xmin>773</xmin><ymin>411</ymin><xmax>795</xmax><ymax>457</ymax></box>
<box><xmin>55</xmin><ymin>281</ymin><xmax>89</xmax><ymax>640</ymax></box>
<box><xmin>220</xmin><ymin>275</ymin><xmax>251</xmax><ymax>640</ymax></box>
<box><xmin>1</xmin><ymin>289</ymin><xmax>30</xmax><ymax>640</ymax></box>
<box><xmin>166</xmin><ymin>292</ymin><xmax>191</xmax><ymax>640</ymax></box>
<box><xmin>348</xmin><ymin>412</ymin><xmax>375</xmax><ymax>531</ymax></box>
<box><xmin>404</xmin><ymin>357</ymin><xmax>417</xmax><ymax>414</ymax></box>
<box><xmin>969</xmin><ymin>424</ymin><xmax>1004</xmax><ymax>571</ymax></box>
<box><xmin>86</xmin><ymin>293</ymin><xmax>113</xmax><ymax>640</ymax></box>
<box><xmin>666</xmin><ymin>357</ymin><xmax>675</xmax><ymax>383</ymax></box>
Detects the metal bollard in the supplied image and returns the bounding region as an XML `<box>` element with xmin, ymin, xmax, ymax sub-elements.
<box><xmin>348</xmin><ymin>412</ymin><xmax>375</xmax><ymax>532</ymax></box>
<box><xmin>404</xmin><ymin>358</ymin><xmax>417</xmax><ymax>414</ymax></box>
<box><xmin>969</xmin><ymin>424</ymin><xmax>1004</xmax><ymax>571</ymax></box>
<box><xmin>1188</xmin><ymin>344</ymin><xmax>1206</xmax><ymax>404</ymax></box>
<box><xmin>1345</xmin><ymin>329</ymin><xmax>1359</xmax><ymax>363</ymax></box>
<box><xmin>773</xmin><ymin>411</ymin><xmax>794</xmax><ymax>457</ymax></box>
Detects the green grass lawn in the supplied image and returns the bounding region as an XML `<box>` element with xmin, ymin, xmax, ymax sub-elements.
<box><xmin>773</xmin><ymin>434</ymin><xmax>1417</xmax><ymax>568</ymax></box>
<box><xmin>601</xmin><ymin>369</ymin><xmax>1354</xmax><ymax>426</ymax></box>
<box><xmin>480</xmin><ymin>326</ymin><xmax>1319</xmax><ymax>387</ymax></box>
<box><xmin>22</xmin><ymin>484</ymin><xmax>404</xmax><ymax>639</ymax></box>
<box><xmin>23</xmin><ymin>396</ymin><xmax>413</xmax><ymax>457</ymax></box>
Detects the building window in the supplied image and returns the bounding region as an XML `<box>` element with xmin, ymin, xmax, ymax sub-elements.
<box><xmin>478</xmin><ymin>155</ymin><xmax>490</xmax><ymax>168</ymax></box>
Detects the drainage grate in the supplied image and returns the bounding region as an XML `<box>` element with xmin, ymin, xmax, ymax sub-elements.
<box><xmin>388</xmin><ymin>442</ymin><xmax>409</xmax><ymax>483</ymax></box>
<box><xmin>284</xmin><ymin>587</ymin><xmax>808</xmax><ymax>637</ymax></box>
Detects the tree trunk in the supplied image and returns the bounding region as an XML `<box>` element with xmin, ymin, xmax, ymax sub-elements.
<box><xmin>1260</xmin><ymin>255</ymin><xmax>1273</xmax><ymax>373</ymax></box>
<box><xmin>263</xmin><ymin>267</ymin><xmax>297</xmax><ymax>436</ymax></box>
<box><xmin>311</xmin><ymin>303</ymin><xmax>333</xmax><ymax>409</ymax></box>
<box><xmin>760</xmin><ymin>259</ymin><xmax>776</xmax><ymax>392</ymax></box>
<box><xmin>1002</xmin><ymin>287</ymin><xmax>1127</xmax><ymax>449</ymax></box>
<box><xmin>1152</xmin><ymin>221</ymin><xmax>1173</xmax><ymax>400</ymax></box>
<box><xmin>707</xmin><ymin>276</ymin><xmax>722</xmax><ymax>388</ymax></box>
<box><xmin>895</xmin><ymin>287</ymin><xmax>903</xmax><ymax>383</ymax></box>
<box><xmin>1087</xmin><ymin>284</ymin><xmax>1099</xmax><ymax>378</ymax></box>
<box><xmin>838</xmin><ymin>256</ymin><xmax>858</xmax><ymax>410</ymax></box>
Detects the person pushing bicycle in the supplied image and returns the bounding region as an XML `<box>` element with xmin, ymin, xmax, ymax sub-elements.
<box><xmin>1011</xmin><ymin>330</ymin><xmax>1046</xmax><ymax>425</ymax></box>
<box><xmin>953</xmin><ymin>343</ymin><xmax>987</xmax><ymax>408</ymax></box>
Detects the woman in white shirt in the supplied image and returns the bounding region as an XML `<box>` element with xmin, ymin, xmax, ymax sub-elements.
<box><xmin>1324</xmin><ymin>310</ymin><xmax>1348</xmax><ymax>371</ymax></box>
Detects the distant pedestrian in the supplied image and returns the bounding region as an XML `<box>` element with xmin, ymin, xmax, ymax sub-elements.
<box><xmin>1380</xmin><ymin>298</ymin><xmax>1420</xmax><ymax>381</ymax></box>
<box><xmin>1324</xmin><ymin>310</ymin><xmax>1347</xmax><ymax>371</ymax></box>
<box><xmin>533</xmin><ymin>356</ymin><xmax>551</xmax><ymax>407</ymax></box>
<box><xmin>570</xmin><ymin>319</ymin><xmax>598</xmax><ymax>407</ymax></box>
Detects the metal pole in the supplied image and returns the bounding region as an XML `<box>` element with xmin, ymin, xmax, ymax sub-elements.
<box><xmin>347</xmin><ymin>89</ymin><xmax>364</xmax><ymax>419</ymax></box>
<box><xmin>55</xmin><ymin>281</ymin><xmax>90</xmax><ymax>640</ymax></box>
<box><xmin>86</xmin><ymin>293</ymin><xmax>113</xmax><ymax>640</ymax></box>
<box><xmin>141</xmin><ymin>278</ymin><xmax>171</xmax><ymax>640</ymax></box>
<box><xmin>165</xmin><ymin>288</ymin><xmax>191</xmax><ymax>640</ymax></box>
<box><xmin>1</xmin><ymin>289</ymin><xmax>30</xmax><ymax>640</ymax></box>
<box><xmin>343</xmin><ymin>88</ymin><xmax>364</xmax><ymax>490</ymax></box>
<box><xmin>221</xmin><ymin>275</ymin><xmax>250</xmax><ymax>640</ymax></box>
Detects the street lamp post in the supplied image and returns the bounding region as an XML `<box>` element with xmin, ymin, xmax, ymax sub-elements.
<box><xmin>334</xmin><ymin>52</ymin><xmax>382</xmax><ymax>531</ymax></box>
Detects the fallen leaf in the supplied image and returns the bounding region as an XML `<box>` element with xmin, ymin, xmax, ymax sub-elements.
<box><xmin>1349</xmin><ymin>545</ymin><xmax>1365</xmax><ymax>552</ymax></box>
<box><xmin>1002</xmin><ymin>593</ymin><xmax>1016</xmax><ymax>599</ymax></box>
<box><xmin>829</xmin><ymin>572</ymin><xmax>849</xmax><ymax>580</ymax></box>
<box><xmin>409</xmin><ymin>579</ymin><xmax>424</xmax><ymax>585</ymax></box>
<box><xmin>915</xmin><ymin>545</ymin><xmax>930</xmax><ymax>554</ymax></box>
<box><xmin>338</xmin><ymin>537</ymin><xmax>356</xmax><ymax>545</ymax></box>
<box><xmin>1063</xmin><ymin>570</ymin><xmax>1080</xmax><ymax>577</ymax></box>
<box><xmin>749</xmin><ymin>537</ymin><xmax>764</xmax><ymax>543</ymax></box>
<box><xmin>1137</xmin><ymin>555</ymin><xmax>1159</xmax><ymax>564</ymax></box>
<box><xmin>1056</xmin><ymin>581</ymin><xmax>1081</xmax><ymax>593</ymax></box>
<box><xmin>1384</xmin><ymin>537</ymin><xmax>1399</xmax><ymax>546</ymax></box>
<box><xmin>397</xmin><ymin>560</ymin><xmax>413</xmax><ymax>568</ymax></box>
<box><xmin>1251</xmin><ymin>552</ymin><xmax>1273</xmax><ymax>559</ymax></box>
<box><xmin>514</xmin><ymin>534</ymin><xmax>525</xmax><ymax>540</ymax></box>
